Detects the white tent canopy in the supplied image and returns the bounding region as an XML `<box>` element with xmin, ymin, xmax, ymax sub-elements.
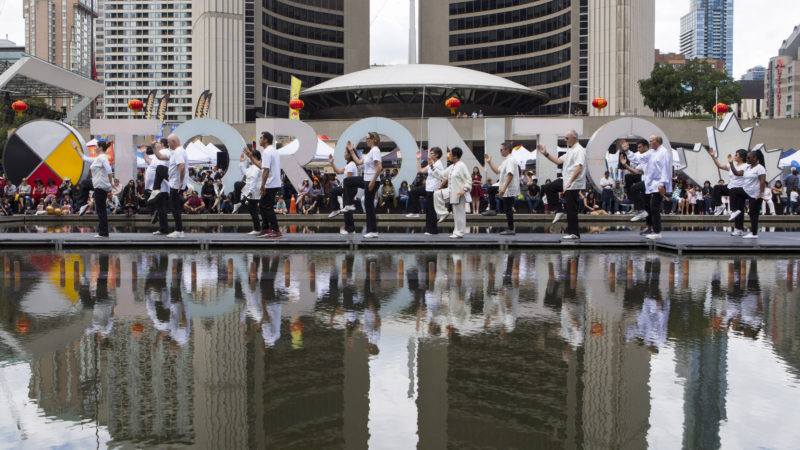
<box><xmin>277</xmin><ymin>138</ymin><xmax>334</xmax><ymax>161</ymax></box>
<box><xmin>778</xmin><ymin>150</ymin><xmax>799</xmax><ymax>169</ymax></box>
<box><xmin>511</xmin><ymin>146</ymin><xmax>537</xmax><ymax>172</ymax></box>
<box><xmin>185</xmin><ymin>140</ymin><xmax>220</xmax><ymax>167</ymax></box>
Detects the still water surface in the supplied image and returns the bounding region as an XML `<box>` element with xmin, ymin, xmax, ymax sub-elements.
<box><xmin>1</xmin><ymin>250</ymin><xmax>798</xmax><ymax>449</ymax></box>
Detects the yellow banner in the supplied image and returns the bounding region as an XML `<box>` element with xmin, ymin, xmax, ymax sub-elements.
<box><xmin>290</xmin><ymin>76</ymin><xmax>302</xmax><ymax>120</ymax></box>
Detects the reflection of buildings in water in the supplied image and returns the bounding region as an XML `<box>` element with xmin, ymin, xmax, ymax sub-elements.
<box><xmin>765</xmin><ymin>280</ymin><xmax>800</xmax><ymax>377</ymax></box>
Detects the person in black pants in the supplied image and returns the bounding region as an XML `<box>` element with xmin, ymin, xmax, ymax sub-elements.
<box><xmin>256</xmin><ymin>132</ymin><xmax>282</xmax><ymax>238</ymax></box>
<box><xmin>413</xmin><ymin>147</ymin><xmax>445</xmax><ymax>235</ymax></box>
<box><xmin>81</xmin><ymin>141</ymin><xmax>114</xmax><ymax>238</ymax></box>
<box><xmin>341</xmin><ymin>134</ymin><xmax>383</xmax><ymax>238</ymax></box>
<box><xmin>327</xmin><ymin>150</ymin><xmax>360</xmax><ymax>234</ymax></box>
<box><xmin>541</xmin><ymin>178</ymin><xmax>564</xmax><ymax>222</ymax></box>
<box><xmin>728</xmin><ymin>150</ymin><xmax>767</xmax><ymax>238</ymax></box>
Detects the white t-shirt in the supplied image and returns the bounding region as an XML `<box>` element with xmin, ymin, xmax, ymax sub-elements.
<box><xmin>599</xmin><ymin>176</ymin><xmax>614</xmax><ymax>190</ymax></box>
<box><xmin>90</xmin><ymin>154</ymin><xmax>113</xmax><ymax>191</ymax></box>
<box><xmin>244</xmin><ymin>164</ymin><xmax>263</xmax><ymax>200</ymax></box>
<box><xmin>262</xmin><ymin>145</ymin><xmax>282</xmax><ymax>189</ymax></box>
<box><xmin>424</xmin><ymin>159</ymin><xmax>445</xmax><ymax>192</ymax></box>
<box><xmin>168</xmin><ymin>146</ymin><xmax>188</xmax><ymax>190</ymax></box>
<box><xmin>742</xmin><ymin>164</ymin><xmax>766</xmax><ymax>199</ymax></box>
<box><xmin>145</xmin><ymin>150</ymin><xmax>169</xmax><ymax>190</ymax></box>
<box><xmin>344</xmin><ymin>161</ymin><xmax>358</xmax><ymax>178</ymax></box>
<box><xmin>498</xmin><ymin>157</ymin><xmax>520</xmax><ymax>197</ymax></box>
<box><xmin>728</xmin><ymin>162</ymin><xmax>747</xmax><ymax>189</ymax></box>
<box><xmin>791</xmin><ymin>191</ymin><xmax>799</xmax><ymax>202</ymax></box>
<box><xmin>561</xmin><ymin>144</ymin><xmax>587</xmax><ymax>191</ymax></box>
<box><xmin>363</xmin><ymin>146</ymin><xmax>382</xmax><ymax>180</ymax></box>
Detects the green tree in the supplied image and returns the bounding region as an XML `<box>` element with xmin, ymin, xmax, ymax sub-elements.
<box><xmin>639</xmin><ymin>64</ymin><xmax>686</xmax><ymax>116</ymax></box>
<box><xmin>679</xmin><ymin>59</ymin><xmax>741</xmax><ymax>114</ymax></box>
<box><xmin>639</xmin><ymin>60</ymin><xmax>742</xmax><ymax>116</ymax></box>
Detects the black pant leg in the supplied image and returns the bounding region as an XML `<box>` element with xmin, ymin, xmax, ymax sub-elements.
<box><xmin>156</xmin><ymin>192</ymin><xmax>169</xmax><ymax>233</ymax></box>
<box><xmin>712</xmin><ymin>184</ymin><xmax>729</xmax><ymax>207</ymax></box>
<box><xmin>408</xmin><ymin>186</ymin><xmax>425</xmax><ymax>213</ymax></box>
<box><xmin>94</xmin><ymin>189</ymin><xmax>109</xmax><ymax>236</ymax></box>
<box><xmin>262</xmin><ymin>187</ymin><xmax>280</xmax><ymax>232</ymax></box>
<box><xmin>77</xmin><ymin>179</ymin><xmax>93</xmax><ymax>207</ymax></box>
<box><xmin>729</xmin><ymin>188</ymin><xmax>747</xmax><ymax>230</ymax></box>
<box><xmin>649</xmin><ymin>194</ymin><xmax>663</xmax><ymax>233</ymax></box>
<box><xmin>248</xmin><ymin>198</ymin><xmax>261</xmax><ymax>230</ymax></box>
<box><xmin>631</xmin><ymin>181</ymin><xmax>646</xmax><ymax>211</ymax></box>
<box><xmin>503</xmin><ymin>196</ymin><xmax>515</xmax><ymax>230</ymax></box>
<box><xmin>749</xmin><ymin>197</ymin><xmax>762</xmax><ymax>234</ymax></box>
<box><xmin>424</xmin><ymin>191</ymin><xmax>437</xmax><ymax>234</ymax></box>
<box><xmin>170</xmin><ymin>188</ymin><xmax>183</xmax><ymax>232</ymax></box>
<box><xmin>544</xmin><ymin>179</ymin><xmax>565</xmax><ymax>212</ymax></box>
<box><xmin>343</xmin><ymin>176</ymin><xmax>363</xmax><ymax>207</ymax></box>
<box><xmin>364</xmin><ymin>180</ymin><xmax>378</xmax><ymax>232</ymax></box>
<box><xmin>564</xmin><ymin>190</ymin><xmax>580</xmax><ymax>236</ymax></box>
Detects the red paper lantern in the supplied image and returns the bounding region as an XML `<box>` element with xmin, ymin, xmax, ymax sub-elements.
<box><xmin>289</xmin><ymin>99</ymin><xmax>305</xmax><ymax>111</ymax></box>
<box><xmin>713</xmin><ymin>103</ymin><xmax>729</xmax><ymax>116</ymax></box>
<box><xmin>591</xmin><ymin>97</ymin><xmax>608</xmax><ymax>110</ymax></box>
<box><xmin>128</xmin><ymin>99</ymin><xmax>144</xmax><ymax>115</ymax></box>
<box><xmin>12</xmin><ymin>100</ymin><xmax>27</xmax><ymax>117</ymax></box>
<box><xmin>445</xmin><ymin>97</ymin><xmax>461</xmax><ymax>115</ymax></box>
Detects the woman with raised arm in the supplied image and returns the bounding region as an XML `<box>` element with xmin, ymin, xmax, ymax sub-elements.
<box><xmin>728</xmin><ymin>150</ymin><xmax>767</xmax><ymax>238</ymax></box>
<box><xmin>80</xmin><ymin>141</ymin><xmax>114</xmax><ymax>238</ymax></box>
<box><xmin>341</xmin><ymin>132</ymin><xmax>383</xmax><ymax>238</ymax></box>
<box><xmin>328</xmin><ymin>143</ymin><xmax>361</xmax><ymax>234</ymax></box>
<box><xmin>708</xmin><ymin>148</ymin><xmax>748</xmax><ymax>217</ymax></box>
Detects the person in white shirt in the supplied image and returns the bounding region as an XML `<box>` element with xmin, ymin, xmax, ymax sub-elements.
<box><xmin>81</xmin><ymin>141</ymin><xmax>114</xmax><ymax>237</ymax></box>
<box><xmin>708</xmin><ymin>148</ymin><xmax>748</xmax><ymax>216</ymax></box>
<box><xmin>147</xmin><ymin>138</ymin><xmax>173</xmax><ymax>235</ymax></box>
<box><xmin>430</xmin><ymin>147</ymin><xmax>472</xmax><ymax>238</ymax></box>
<box><xmin>537</xmin><ymin>129</ymin><xmax>587</xmax><ymax>240</ymax></box>
<box><xmin>599</xmin><ymin>171</ymin><xmax>615</xmax><ymax>213</ymax></box>
<box><xmin>241</xmin><ymin>147</ymin><xmax>264</xmax><ymax>234</ymax></box>
<box><xmin>328</xmin><ymin>147</ymin><xmax>360</xmax><ymax>234</ymax></box>
<box><xmin>728</xmin><ymin>150</ymin><xmax>767</xmax><ymax>238</ymax></box>
<box><xmin>485</xmin><ymin>142</ymin><xmax>520</xmax><ymax>235</ymax></box>
<box><xmin>620</xmin><ymin>139</ymin><xmax>651</xmax><ymax>220</ymax></box>
<box><xmin>341</xmin><ymin>132</ymin><xmax>383</xmax><ymax>238</ymax></box>
<box><xmin>153</xmin><ymin>133</ymin><xmax>188</xmax><ymax>238</ymax></box>
<box><xmin>246</xmin><ymin>132</ymin><xmax>283</xmax><ymax>238</ymax></box>
<box><xmin>640</xmin><ymin>135</ymin><xmax>672</xmax><ymax>239</ymax></box>
<box><xmin>411</xmin><ymin>147</ymin><xmax>445</xmax><ymax>235</ymax></box>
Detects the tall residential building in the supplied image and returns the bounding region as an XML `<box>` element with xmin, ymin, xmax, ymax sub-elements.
<box><xmin>251</xmin><ymin>0</ymin><xmax>370</xmax><ymax>120</ymax></box>
<box><xmin>765</xmin><ymin>25</ymin><xmax>800</xmax><ymax>119</ymax></box>
<box><xmin>587</xmin><ymin>0</ymin><xmax>654</xmax><ymax>116</ymax></box>
<box><xmin>419</xmin><ymin>0</ymin><xmax>653</xmax><ymax>116</ymax></box>
<box><xmin>679</xmin><ymin>0</ymin><xmax>734</xmax><ymax>77</ymax></box>
<box><xmin>741</xmin><ymin>65</ymin><xmax>766</xmax><ymax>81</ymax></box>
<box><xmin>22</xmin><ymin>0</ymin><xmax>97</xmax><ymax>124</ymax></box>
<box><xmin>97</xmin><ymin>0</ymin><xmax>193</xmax><ymax>122</ymax></box>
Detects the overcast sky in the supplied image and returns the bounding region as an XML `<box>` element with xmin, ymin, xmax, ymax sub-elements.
<box><xmin>1</xmin><ymin>0</ymin><xmax>798</xmax><ymax>79</ymax></box>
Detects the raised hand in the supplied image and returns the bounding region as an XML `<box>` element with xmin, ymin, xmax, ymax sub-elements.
<box><xmin>485</xmin><ymin>154</ymin><xmax>492</xmax><ymax>163</ymax></box>
<box><xmin>707</xmin><ymin>147</ymin><xmax>716</xmax><ymax>158</ymax></box>
<box><xmin>726</xmin><ymin>154</ymin><xmax>733</xmax><ymax>163</ymax></box>
<box><xmin>416</xmin><ymin>150</ymin><xmax>422</xmax><ymax>160</ymax></box>
<box><xmin>328</xmin><ymin>154</ymin><xmax>334</xmax><ymax>162</ymax></box>
<box><xmin>537</xmin><ymin>144</ymin><xmax>547</xmax><ymax>154</ymax></box>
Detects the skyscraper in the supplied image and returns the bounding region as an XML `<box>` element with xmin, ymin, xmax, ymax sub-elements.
<box><xmin>679</xmin><ymin>0</ymin><xmax>734</xmax><ymax>77</ymax></box>
<box><xmin>419</xmin><ymin>0</ymin><xmax>654</xmax><ymax>116</ymax></box>
<box><xmin>97</xmin><ymin>0</ymin><xmax>194</xmax><ymax>122</ymax></box>
<box><xmin>22</xmin><ymin>0</ymin><xmax>97</xmax><ymax>124</ymax></box>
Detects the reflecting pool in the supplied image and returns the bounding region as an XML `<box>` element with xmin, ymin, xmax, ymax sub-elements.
<box><xmin>1</xmin><ymin>250</ymin><xmax>798</xmax><ymax>448</ymax></box>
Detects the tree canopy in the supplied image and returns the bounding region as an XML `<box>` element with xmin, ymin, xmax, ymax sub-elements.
<box><xmin>639</xmin><ymin>60</ymin><xmax>741</xmax><ymax>116</ymax></box>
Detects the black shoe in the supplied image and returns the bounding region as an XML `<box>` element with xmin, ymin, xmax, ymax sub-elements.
<box><xmin>639</xmin><ymin>228</ymin><xmax>653</xmax><ymax>236</ymax></box>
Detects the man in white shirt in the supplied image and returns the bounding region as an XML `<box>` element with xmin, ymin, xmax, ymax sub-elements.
<box><xmin>254</xmin><ymin>132</ymin><xmax>283</xmax><ymax>239</ymax></box>
<box><xmin>639</xmin><ymin>135</ymin><xmax>672</xmax><ymax>239</ymax></box>
<box><xmin>537</xmin><ymin>130</ymin><xmax>586</xmax><ymax>240</ymax></box>
<box><xmin>411</xmin><ymin>147</ymin><xmax>445</xmax><ymax>235</ymax></box>
<box><xmin>154</xmin><ymin>133</ymin><xmax>188</xmax><ymax>238</ymax></box>
<box><xmin>485</xmin><ymin>142</ymin><xmax>520</xmax><ymax>235</ymax></box>
<box><xmin>342</xmin><ymin>132</ymin><xmax>383</xmax><ymax>238</ymax></box>
<box><xmin>620</xmin><ymin>140</ymin><xmax>650</xmax><ymax>221</ymax></box>
<box><xmin>599</xmin><ymin>171</ymin><xmax>615</xmax><ymax>213</ymax></box>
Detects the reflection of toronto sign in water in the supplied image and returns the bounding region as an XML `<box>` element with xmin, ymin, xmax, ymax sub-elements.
<box><xmin>3</xmin><ymin>113</ymin><xmax>779</xmax><ymax>191</ymax></box>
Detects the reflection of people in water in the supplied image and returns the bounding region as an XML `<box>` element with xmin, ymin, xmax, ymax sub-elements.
<box><xmin>83</xmin><ymin>254</ymin><xmax>116</xmax><ymax>340</ymax></box>
<box><xmin>241</xmin><ymin>256</ymin><xmax>284</xmax><ymax>349</ymax></box>
<box><xmin>723</xmin><ymin>259</ymin><xmax>763</xmax><ymax>338</ymax></box>
<box><xmin>145</xmin><ymin>255</ymin><xmax>172</xmax><ymax>348</ymax></box>
<box><xmin>362</xmin><ymin>257</ymin><xmax>381</xmax><ymax>355</ymax></box>
<box><xmin>625</xmin><ymin>259</ymin><xmax>669</xmax><ymax>353</ymax></box>
<box><xmin>484</xmin><ymin>255</ymin><xmax>518</xmax><ymax>338</ymax></box>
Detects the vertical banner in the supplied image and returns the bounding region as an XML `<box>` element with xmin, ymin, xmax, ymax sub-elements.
<box><xmin>289</xmin><ymin>76</ymin><xmax>302</xmax><ymax>120</ymax></box>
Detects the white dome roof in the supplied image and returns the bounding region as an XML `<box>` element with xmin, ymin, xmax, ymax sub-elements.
<box><xmin>303</xmin><ymin>64</ymin><xmax>537</xmax><ymax>95</ymax></box>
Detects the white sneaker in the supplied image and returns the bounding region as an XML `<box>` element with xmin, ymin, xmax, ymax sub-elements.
<box><xmin>405</xmin><ymin>213</ymin><xmax>420</xmax><ymax>218</ymax></box>
<box><xmin>615</xmin><ymin>211</ymin><xmax>621</xmax><ymax>215</ymax></box>
<box><xmin>713</xmin><ymin>205</ymin><xmax>725</xmax><ymax>216</ymax></box>
<box><xmin>343</xmin><ymin>205</ymin><xmax>356</xmax><ymax>212</ymax></box>
<box><xmin>247</xmin><ymin>230</ymin><xmax>260</xmax><ymax>235</ymax></box>
<box><xmin>232</xmin><ymin>203</ymin><xmax>242</xmax><ymax>214</ymax></box>
<box><xmin>152</xmin><ymin>230</ymin><xmax>166</xmax><ymax>235</ymax></box>
<box><xmin>93</xmin><ymin>234</ymin><xmax>108</xmax><ymax>238</ymax></box>
<box><xmin>449</xmin><ymin>234</ymin><xmax>463</xmax><ymax>239</ymax></box>
<box><xmin>552</xmin><ymin>212</ymin><xmax>564</xmax><ymax>224</ymax></box>
<box><xmin>742</xmin><ymin>232</ymin><xmax>758</xmax><ymax>239</ymax></box>
<box><xmin>362</xmin><ymin>232</ymin><xmax>379</xmax><ymax>238</ymax></box>
<box><xmin>645</xmin><ymin>233</ymin><xmax>662</xmax><ymax>239</ymax></box>
<box><xmin>78</xmin><ymin>204</ymin><xmax>89</xmax><ymax>216</ymax></box>
<box><xmin>424</xmin><ymin>232</ymin><xmax>433</xmax><ymax>236</ymax></box>
<box><xmin>728</xmin><ymin>210</ymin><xmax>741</xmax><ymax>221</ymax></box>
<box><xmin>166</xmin><ymin>231</ymin><xmax>184</xmax><ymax>238</ymax></box>
<box><xmin>561</xmin><ymin>234</ymin><xmax>580</xmax><ymax>240</ymax></box>
<box><xmin>328</xmin><ymin>209</ymin><xmax>342</xmax><ymax>218</ymax></box>
<box><xmin>340</xmin><ymin>229</ymin><xmax>354</xmax><ymax>235</ymax></box>
<box><xmin>147</xmin><ymin>190</ymin><xmax>160</xmax><ymax>202</ymax></box>
<box><xmin>730</xmin><ymin>229</ymin><xmax>743</xmax><ymax>236</ymax></box>
<box><xmin>631</xmin><ymin>210</ymin><xmax>649</xmax><ymax>222</ymax></box>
